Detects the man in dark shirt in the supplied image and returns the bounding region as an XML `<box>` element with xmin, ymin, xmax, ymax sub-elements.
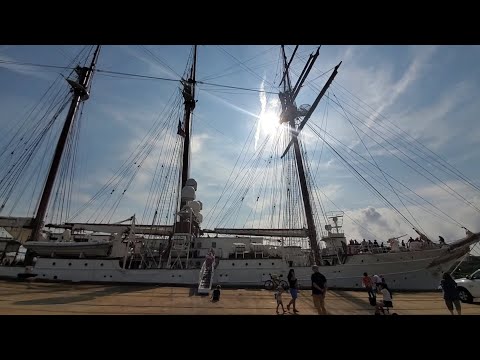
<box><xmin>311</xmin><ymin>265</ymin><xmax>327</xmax><ymax>315</ymax></box>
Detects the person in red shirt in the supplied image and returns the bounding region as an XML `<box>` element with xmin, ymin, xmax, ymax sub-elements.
<box><xmin>362</xmin><ymin>272</ymin><xmax>375</xmax><ymax>301</ymax></box>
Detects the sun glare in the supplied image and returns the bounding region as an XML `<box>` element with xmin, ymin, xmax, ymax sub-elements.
<box><xmin>259</xmin><ymin>110</ymin><xmax>280</xmax><ymax>135</ymax></box>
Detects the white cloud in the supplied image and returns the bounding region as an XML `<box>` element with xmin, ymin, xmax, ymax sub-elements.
<box><xmin>191</xmin><ymin>133</ymin><xmax>211</xmax><ymax>154</ymax></box>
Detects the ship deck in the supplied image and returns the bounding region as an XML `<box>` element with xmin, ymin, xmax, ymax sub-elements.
<box><xmin>0</xmin><ymin>280</ymin><xmax>479</xmax><ymax>315</ymax></box>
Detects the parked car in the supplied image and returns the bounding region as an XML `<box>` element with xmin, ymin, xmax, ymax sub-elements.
<box><xmin>455</xmin><ymin>268</ymin><xmax>480</xmax><ymax>303</ymax></box>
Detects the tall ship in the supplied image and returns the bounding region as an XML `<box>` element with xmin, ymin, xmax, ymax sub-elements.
<box><xmin>0</xmin><ymin>45</ymin><xmax>478</xmax><ymax>292</ymax></box>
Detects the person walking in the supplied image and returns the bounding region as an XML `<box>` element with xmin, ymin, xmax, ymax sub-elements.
<box><xmin>440</xmin><ymin>273</ymin><xmax>462</xmax><ymax>315</ymax></box>
<box><xmin>311</xmin><ymin>265</ymin><xmax>327</xmax><ymax>315</ymax></box>
<box><xmin>287</xmin><ymin>269</ymin><xmax>299</xmax><ymax>313</ymax></box>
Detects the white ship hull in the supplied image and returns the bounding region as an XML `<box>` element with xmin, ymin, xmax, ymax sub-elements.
<box><xmin>0</xmin><ymin>245</ymin><xmax>466</xmax><ymax>291</ymax></box>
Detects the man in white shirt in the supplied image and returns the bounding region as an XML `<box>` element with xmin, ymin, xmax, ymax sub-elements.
<box><xmin>373</xmin><ymin>274</ymin><xmax>382</xmax><ymax>292</ymax></box>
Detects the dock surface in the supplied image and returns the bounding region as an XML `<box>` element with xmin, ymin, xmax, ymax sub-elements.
<box><xmin>0</xmin><ymin>280</ymin><xmax>478</xmax><ymax>315</ymax></box>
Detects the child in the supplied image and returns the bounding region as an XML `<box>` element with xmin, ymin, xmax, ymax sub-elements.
<box><xmin>211</xmin><ymin>285</ymin><xmax>221</xmax><ymax>302</ymax></box>
<box><xmin>275</xmin><ymin>286</ymin><xmax>286</xmax><ymax>314</ymax></box>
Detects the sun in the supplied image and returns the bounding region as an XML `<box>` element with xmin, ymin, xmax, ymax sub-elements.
<box><xmin>259</xmin><ymin>110</ymin><xmax>280</xmax><ymax>135</ymax></box>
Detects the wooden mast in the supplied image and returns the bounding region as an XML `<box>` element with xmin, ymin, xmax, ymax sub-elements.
<box><xmin>30</xmin><ymin>45</ymin><xmax>101</xmax><ymax>242</ymax></box>
<box><xmin>180</xmin><ymin>45</ymin><xmax>197</xmax><ymax>193</ymax></box>
<box><xmin>279</xmin><ymin>45</ymin><xmax>340</xmax><ymax>265</ymax></box>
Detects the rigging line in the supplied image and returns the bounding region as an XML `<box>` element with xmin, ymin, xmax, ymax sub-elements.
<box><xmin>307</xmin><ymin>123</ymin><xmax>417</xmax><ymax>229</ymax></box>
<box><xmin>163</xmin><ymin>145</ymin><xmax>182</xmax><ymax>225</ymax></box>
<box><xmin>251</xmin><ymin>138</ymin><xmax>281</xmax><ymax>228</ymax></box>
<box><xmin>95</xmin><ymin>73</ymin><xmax>172</xmax><ymax>82</ymax></box>
<box><xmin>193</xmin><ymin>111</ymin><xmax>238</xmax><ymax>147</ymax></box>
<box><xmin>217</xmin><ymin>45</ymin><xmax>276</xmax><ymax>88</ymax></box>
<box><xmin>308</xmin><ymin>119</ymin><xmax>466</xmax><ymax>228</ymax></box>
<box><xmin>332</xmin><ymin>90</ymin><xmax>427</xmax><ymax>235</ymax></box>
<box><xmin>311</xmin><ymin>125</ymin><xmax>462</xmax><ymax>228</ymax></box>
<box><xmin>195</xmin><ymin>88</ymin><xmax>273</xmax><ymax>96</ymax></box>
<box><xmin>303</xmin><ymin>144</ymin><xmax>327</xmax><ymax>234</ymax></box>
<box><xmin>197</xmin><ymin>82</ymin><xmax>278</xmax><ymax>94</ymax></box>
<box><xmin>67</xmin><ymin>103</ymin><xmax>83</xmax><ymax>221</ymax></box>
<box><xmin>68</xmin><ymin>89</ymin><xmax>181</xmax><ymax>221</ymax></box>
<box><xmin>216</xmin><ymin>136</ymin><xmax>271</xmax><ymax>227</ymax></box>
<box><xmin>152</xmin><ymin>121</ymin><xmax>183</xmax><ymax>225</ymax></box>
<box><xmin>141</xmin><ymin>95</ymin><xmax>183</xmax><ymax>223</ymax></box>
<box><xmin>0</xmin><ymin>76</ymin><xmax>63</xmax><ymax>155</ymax></box>
<box><xmin>330</xmin><ymin>84</ymin><xmax>480</xmax><ymax>195</ymax></box>
<box><xmin>269</xmin><ymin>129</ymin><xmax>281</xmax><ymax>229</ymax></box>
<box><xmin>331</xmin><ymin>81</ymin><xmax>480</xmax><ymax>193</ymax></box>
<box><xmin>0</xmin><ymin>78</ymin><xmax>70</xmax><ymax>158</ymax></box>
<box><xmin>102</xmin><ymin>107</ymin><xmax>180</xmax><ymax>223</ymax></box>
<box><xmin>311</xmin><ymin>93</ymin><xmax>329</xmax><ymax>185</ymax></box>
<box><xmin>203</xmin><ymin>119</ymin><xmax>258</xmax><ymax>228</ymax></box>
<box><xmin>95</xmin><ymin>69</ymin><xmax>277</xmax><ymax>94</ymax></box>
<box><xmin>301</xmin><ymin>139</ymin><xmax>328</xmax><ymax>226</ymax></box>
<box><xmin>199</xmin><ymin>58</ymin><xmax>281</xmax><ymax>83</ymax></box>
<box><xmin>137</xmin><ymin>103</ymin><xmax>182</xmax><ymax>220</ymax></box>
<box><xmin>307</xmin><ymin>95</ymin><xmax>330</xmax><ymax>224</ymax></box>
<box><xmin>139</xmin><ymin>45</ymin><xmax>182</xmax><ymax>79</ymax></box>
<box><xmin>304</xmin><ymin>66</ymin><xmax>336</xmax><ymax>86</ymax></box>
<box><xmin>96</xmin><ymin>69</ymin><xmax>179</xmax><ymax>82</ymax></box>
<box><xmin>267</xmin><ymin>131</ymin><xmax>287</xmax><ymax>229</ymax></box>
<box><xmin>215</xmin><ymin>134</ymin><xmax>272</xmax><ymax>227</ymax></box>
<box><xmin>325</xmin><ymin>94</ymin><xmax>480</xmax><ymax>215</ymax></box>
<box><xmin>250</xmin><ymin>132</ymin><xmax>283</xmax><ymax>228</ymax></box>
<box><xmin>284</xmin><ymin>45</ymin><xmax>333</xmax><ymax>86</ymax></box>
<box><xmin>0</xmin><ymin>94</ymin><xmax>72</xmax><ymax>211</ymax></box>
<box><xmin>0</xmin><ymin>60</ymin><xmax>76</xmax><ymax>70</ymax></box>
<box><xmin>148</xmin><ymin>126</ymin><xmax>182</xmax><ymax>225</ymax></box>
<box><xmin>301</xmin><ymin>160</ymin><xmax>382</xmax><ymax>241</ymax></box>
<box><xmin>199</xmin><ymin>45</ymin><xmax>278</xmax><ymax>82</ymax></box>
<box><xmin>0</xmin><ymin>98</ymin><xmax>65</xmax><ymax>190</ymax></box>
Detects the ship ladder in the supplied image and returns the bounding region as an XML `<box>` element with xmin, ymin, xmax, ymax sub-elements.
<box><xmin>197</xmin><ymin>261</ymin><xmax>214</xmax><ymax>295</ymax></box>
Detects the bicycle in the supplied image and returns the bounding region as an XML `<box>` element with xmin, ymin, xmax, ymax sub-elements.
<box><xmin>264</xmin><ymin>273</ymin><xmax>289</xmax><ymax>291</ymax></box>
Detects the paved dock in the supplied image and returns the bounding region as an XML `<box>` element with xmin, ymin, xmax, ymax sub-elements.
<box><xmin>0</xmin><ymin>280</ymin><xmax>478</xmax><ymax>315</ymax></box>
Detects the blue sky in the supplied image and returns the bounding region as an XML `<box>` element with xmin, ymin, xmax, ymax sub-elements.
<box><xmin>1</xmin><ymin>45</ymin><xmax>480</xmax><ymax>251</ymax></box>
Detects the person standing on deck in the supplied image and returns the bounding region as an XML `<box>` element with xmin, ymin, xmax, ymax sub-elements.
<box><xmin>311</xmin><ymin>265</ymin><xmax>327</xmax><ymax>315</ymax></box>
<box><xmin>287</xmin><ymin>269</ymin><xmax>299</xmax><ymax>313</ymax></box>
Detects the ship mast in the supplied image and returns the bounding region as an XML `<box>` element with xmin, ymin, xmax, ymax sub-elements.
<box><xmin>278</xmin><ymin>45</ymin><xmax>341</xmax><ymax>265</ymax></box>
<box><xmin>29</xmin><ymin>45</ymin><xmax>101</xmax><ymax>242</ymax></box>
<box><xmin>180</xmin><ymin>45</ymin><xmax>197</xmax><ymax>195</ymax></box>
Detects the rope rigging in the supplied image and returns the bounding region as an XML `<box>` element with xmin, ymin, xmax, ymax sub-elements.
<box><xmin>306</xmin><ymin>120</ymin><xmax>466</xmax><ymax>228</ymax></box>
